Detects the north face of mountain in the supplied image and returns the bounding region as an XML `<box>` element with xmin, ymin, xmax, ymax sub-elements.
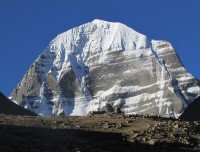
<box><xmin>0</xmin><ymin>92</ymin><xmax>36</xmax><ymax>116</ymax></box>
<box><xmin>10</xmin><ymin>19</ymin><xmax>200</xmax><ymax>116</ymax></box>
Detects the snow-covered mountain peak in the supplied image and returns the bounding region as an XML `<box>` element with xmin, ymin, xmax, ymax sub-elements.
<box><xmin>11</xmin><ymin>20</ymin><xmax>200</xmax><ymax>117</ymax></box>
<box><xmin>49</xmin><ymin>19</ymin><xmax>148</xmax><ymax>60</ymax></box>
<box><xmin>92</xmin><ymin>19</ymin><xmax>111</xmax><ymax>25</ymax></box>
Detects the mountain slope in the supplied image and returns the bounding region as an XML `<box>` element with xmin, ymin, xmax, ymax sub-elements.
<box><xmin>0</xmin><ymin>92</ymin><xmax>36</xmax><ymax>116</ymax></box>
<box><xmin>180</xmin><ymin>96</ymin><xmax>200</xmax><ymax>121</ymax></box>
<box><xmin>11</xmin><ymin>19</ymin><xmax>200</xmax><ymax>116</ymax></box>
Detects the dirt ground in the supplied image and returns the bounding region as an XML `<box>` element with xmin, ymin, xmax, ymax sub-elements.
<box><xmin>0</xmin><ymin>114</ymin><xmax>200</xmax><ymax>152</ymax></box>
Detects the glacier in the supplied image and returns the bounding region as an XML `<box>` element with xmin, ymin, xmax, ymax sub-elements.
<box><xmin>11</xmin><ymin>19</ymin><xmax>200</xmax><ymax>117</ymax></box>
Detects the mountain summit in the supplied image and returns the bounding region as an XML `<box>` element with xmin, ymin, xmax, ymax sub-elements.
<box><xmin>11</xmin><ymin>19</ymin><xmax>200</xmax><ymax>116</ymax></box>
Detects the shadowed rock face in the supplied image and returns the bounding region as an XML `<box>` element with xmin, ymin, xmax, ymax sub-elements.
<box><xmin>10</xmin><ymin>19</ymin><xmax>200</xmax><ymax>116</ymax></box>
<box><xmin>180</xmin><ymin>96</ymin><xmax>200</xmax><ymax>121</ymax></box>
<box><xmin>0</xmin><ymin>92</ymin><xmax>37</xmax><ymax>116</ymax></box>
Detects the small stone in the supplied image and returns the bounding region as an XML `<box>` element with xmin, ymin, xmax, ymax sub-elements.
<box><xmin>146</xmin><ymin>124</ymin><xmax>150</xmax><ymax>128</ymax></box>
<box><xmin>147</xmin><ymin>139</ymin><xmax>158</xmax><ymax>145</ymax></box>
<box><xmin>103</xmin><ymin>122</ymin><xmax>110</xmax><ymax>128</ymax></box>
<box><xmin>74</xmin><ymin>148</ymin><xmax>81</xmax><ymax>152</ymax></box>
<box><xmin>141</xmin><ymin>138</ymin><xmax>146</xmax><ymax>142</ymax></box>
<box><xmin>124</xmin><ymin>120</ymin><xmax>132</xmax><ymax>123</ymax></box>
<box><xmin>169</xmin><ymin>133</ymin><xmax>175</xmax><ymax>138</ymax></box>
<box><xmin>53</xmin><ymin>121</ymin><xmax>57</xmax><ymax>124</ymax></box>
<box><xmin>130</xmin><ymin>139</ymin><xmax>139</xmax><ymax>143</ymax></box>
<box><xmin>174</xmin><ymin>123</ymin><xmax>179</xmax><ymax>129</ymax></box>
<box><xmin>132</xmin><ymin>133</ymin><xmax>139</xmax><ymax>138</ymax></box>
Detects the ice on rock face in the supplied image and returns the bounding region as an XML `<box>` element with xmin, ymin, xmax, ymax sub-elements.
<box><xmin>11</xmin><ymin>19</ymin><xmax>200</xmax><ymax>117</ymax></box>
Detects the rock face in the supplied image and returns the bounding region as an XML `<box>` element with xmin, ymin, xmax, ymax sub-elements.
<box><xmin>10</xmin><ymin>19</ymin><xmax>200</xmax><ymax>116</ymax></box>
<box><xmin>0</xmin><ymin>92</ymin><xmax>36</xmax><ymax>116</ymax></box>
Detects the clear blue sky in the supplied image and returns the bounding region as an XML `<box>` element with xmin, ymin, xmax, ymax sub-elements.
<box><xmin>0</xmin><ymin>0</ymin><xmax>200</xmax><ymax>96</ymax></box>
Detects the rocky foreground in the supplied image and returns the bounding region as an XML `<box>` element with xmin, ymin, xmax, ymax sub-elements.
<box><xmin>0</xmin><ymin>114</ymin><xmax>200</xmax><ymax>152</ymax></box>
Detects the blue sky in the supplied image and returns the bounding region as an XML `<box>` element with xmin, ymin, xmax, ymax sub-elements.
<box><xmin>0</xmin><ymin>0</ymin><xmax>200</xmax><ymax>96</ymax></box>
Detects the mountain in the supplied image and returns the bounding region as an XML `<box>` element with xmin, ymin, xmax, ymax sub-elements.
<box><xmin>0</xmin><ymin>92</ymin><xmax>36</xmax><ymax>116</ymax></box>
<box><xmin>180</xmin><ymin>96</ymin><xmax>200</xmax><ymax>121</ymax></box>
<box><xmin>10</xmin><ymin>19</ymin><xmax>200</xmax><ymax>117</ymax></box>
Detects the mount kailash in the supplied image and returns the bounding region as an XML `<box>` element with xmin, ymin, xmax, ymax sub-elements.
<box><xmin>10</xmin><ymin>19</ymin><xmax>200</xmax><ymax>117</ymax></box>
